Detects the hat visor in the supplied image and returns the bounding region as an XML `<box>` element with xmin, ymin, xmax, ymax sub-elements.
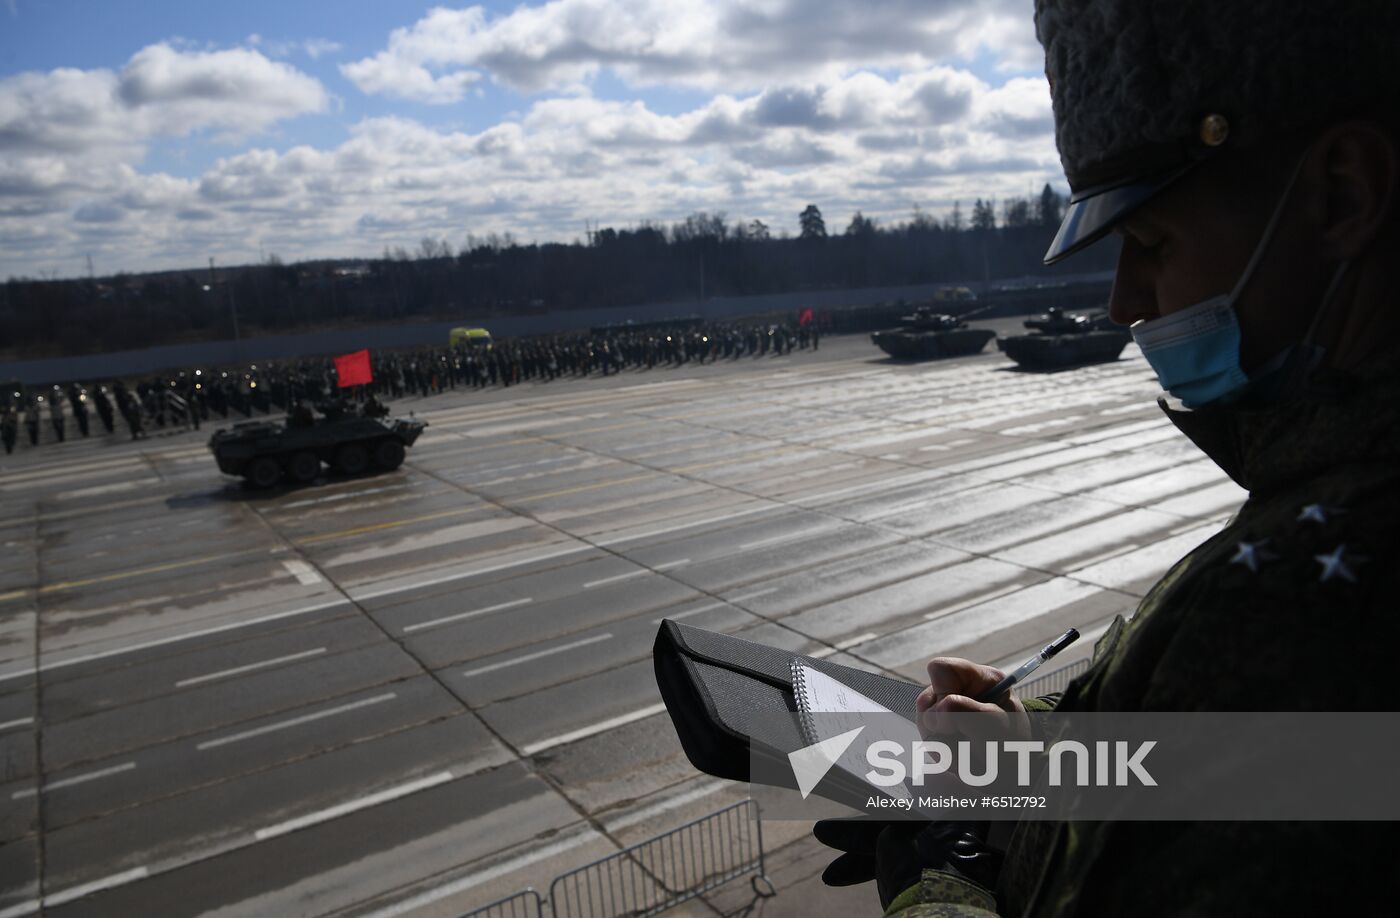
<box><xmin>1042</xmin><ymin>164</ymin><xmax>1196</xmax><ymax>265</ymax></box>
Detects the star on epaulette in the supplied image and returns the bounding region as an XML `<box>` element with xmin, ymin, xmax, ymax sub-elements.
<box><xmin>1229</xmin><ymin>539</ymin><xmax>1277</xmax><ymax>574</ymax></box>
<box><xmin>1297</xmin><ymin>503</ymin><xmax>1341</xmax><ymax>524</ymax></box>
<box><xmin>1315</xmin><ymin>545</ymin><xmax>1366</xmax><ymax>584</ymax></box>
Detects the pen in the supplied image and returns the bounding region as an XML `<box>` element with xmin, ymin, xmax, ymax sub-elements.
<box><xmin>975</xmin><ymin>627</ymin><xmax>1080</xmax><ymax>703</ymax></box>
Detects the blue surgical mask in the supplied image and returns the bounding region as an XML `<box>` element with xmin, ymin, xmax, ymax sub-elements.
<box><xmin>1129</xmin><ymin>153</ymin><xmax>1345</xmax><ymax>409</ymax></box>
<box><xmin>1131</xmin><ymin>295</ymin><xmax>1247</xmax><ymax>407</ymax></box>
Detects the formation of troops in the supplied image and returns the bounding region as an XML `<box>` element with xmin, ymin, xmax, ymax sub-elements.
<box><xmin>2</xmin><ymin>319</ymin><xmax>821</xmax><ymax>454</ymax></box>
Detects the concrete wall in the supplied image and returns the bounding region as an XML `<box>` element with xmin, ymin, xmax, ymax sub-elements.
<box><xmin>1</xmin><ymin>272</ymin><xmax>1112</xmax><ymax>384</ymax></box>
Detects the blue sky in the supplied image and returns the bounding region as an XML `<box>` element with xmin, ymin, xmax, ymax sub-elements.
<box><xmin>0</xmin><ymin>0</ymin><xmax>1059</xmax><ymax>278</ymax></box>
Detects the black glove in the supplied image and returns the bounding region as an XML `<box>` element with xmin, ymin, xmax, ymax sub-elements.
<box><xmin>814</xmin><ymin>818</ymin><xmax>1003</xmax><ymax>909</ymax></box>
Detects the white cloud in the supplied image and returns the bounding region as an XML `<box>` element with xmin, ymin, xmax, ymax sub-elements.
<box><xmin>0</xmin><ymin>4</ymin><xmax>1065</xmax><ymax>277</ymax></box>
<box><xmin>0</xmin><ymin>60</ymin><xmax>1060</xmax><ymax>277</ymax></box>
<box><xmin>341</xmin><ymin>0</ymin><xmax>1040</xmax><ymax>102</ymax></box>
<box><xmin>246</xmin><ymin>34</ymin><xmax>343</xmax><ymax>60</ymax></box>
<box><xmin>0</xmin><ymin>43</ymin><xmax>329</xmax><ymax>273</ymax></box>
<box><xmin>0</xmin><ymin>43</ymin><xmax>326</xmax><ymax>163</ymax></box>
<box><xmin>303</xmin><ymin>39</ymin><xmax>343</xmax><ymax>60</ymax></box>
<box><xmin>117</xmin><ymin>43</ymin><xmax>328</xmax><ymax>135</ymax></box>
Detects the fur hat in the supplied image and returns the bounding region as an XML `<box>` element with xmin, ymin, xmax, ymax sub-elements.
<box><xmin>1035</xmin><ymin>0</ymin><xmax>1400</xmax><ymax>263</ymax></box>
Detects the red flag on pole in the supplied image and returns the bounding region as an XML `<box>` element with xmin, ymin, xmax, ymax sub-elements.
<box><xmin>334</xmin><ymin>349</ymin><xmax>373</xmax><ymax>388</ymax></box>
<box><xmin>798</xmin><ymin>308</ymin><xmax>814</xmax><ymax>327</ymax></box>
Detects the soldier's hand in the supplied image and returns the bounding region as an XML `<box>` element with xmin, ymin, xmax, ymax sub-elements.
<box><xmin>915</xmin><ymin>657</ymin><xmax>1030</xmax><ymax>742</ymax></box>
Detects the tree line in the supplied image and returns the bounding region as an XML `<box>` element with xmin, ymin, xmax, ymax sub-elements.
<box><xmin>2</xmin><ymin>185</ymin><xmax>1118</xmax><ymax>358</ymax></box>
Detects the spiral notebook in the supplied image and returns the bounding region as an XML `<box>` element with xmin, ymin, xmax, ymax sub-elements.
<box><xmin>791</xmin><ymin>659</ymin><xmax>918</xmax><ymax>800</ymax></box>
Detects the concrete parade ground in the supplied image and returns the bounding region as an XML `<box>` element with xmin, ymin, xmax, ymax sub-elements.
<box><xmin>0</xmin><ymin>330</ymin><xmax>1244</xmax><ymax>917</ymax></box>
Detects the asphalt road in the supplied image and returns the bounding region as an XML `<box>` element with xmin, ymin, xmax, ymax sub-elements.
<box><xmin>0</xmin><ymin>330</ymin><xmax>1244</xmax><ymax>917</ymax></box>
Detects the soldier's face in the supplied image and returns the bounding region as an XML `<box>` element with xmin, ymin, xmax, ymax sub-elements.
<box><xmin>1107</xmin><ymin>151</ymin><xmax>1334</xmax><ymax>374</ymax></box>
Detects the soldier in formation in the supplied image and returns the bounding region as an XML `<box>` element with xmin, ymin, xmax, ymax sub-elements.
<box><xmin>1</xmin><ymin>406</ymin><xmax>15</xmax><ymax>455</ymax></box>
<box><xmin>1</xmin><ymin>318</ymin><xmax>820</xmax><ymax>454</ymax></box>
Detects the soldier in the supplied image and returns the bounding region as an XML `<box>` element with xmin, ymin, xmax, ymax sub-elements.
<box><xmin>23</xmin><ymin>398</ymin><xmax>38</xmax><ymax>446</ymax></box>
<box><xmin>47</xmin><ymin>388</ymin><xmax>64</xmax><ymax>442</ymax></box>
<box><xmin>67</xmin><ymin>384</ymin><xmax>90</xmax><ymax>437</ymax></box>
<box><xmin>825</xmin><ymin>2</ymin><xmax>1400</xmax><ymax>915</ymax></box>
<box><xmin>93</xmin><ymin>384</ymin><xmax>115</xmax><ymax>434</ymax></box>
<box><xmin>361</xmin><ymin>394</ymin><xmax>388</xmax><ymax>419</ymax></box>
<box><xmin>1</xmin><ymin>405</ymin><xmax>15</xmax><ymax>455</ymax></box>
<box><xmin>287</xmin><ymin>400</ymin><xmax>315</xmax><ymax>427</ymax></box>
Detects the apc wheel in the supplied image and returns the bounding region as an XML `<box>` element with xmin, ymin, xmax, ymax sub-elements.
<box><xmin>373</xmin><ymin>439</ymin><xmax>405</xmax><ymax>470</ymax></box>
<box><xmin>335</xmin><ymin>443</ymin><xmax>370</xmax><ymax>475</ymax></box>
<box><xmin>287</xmin><ymin>451</ymin><xmax>321</xmax><ymax>483</ymax></box>
<box><xmin>246</xmin><ymin>456</ymin><xmax>282</xmax><ymax>488</ymax></box>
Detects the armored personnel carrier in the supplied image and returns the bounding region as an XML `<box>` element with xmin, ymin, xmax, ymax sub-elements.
<box><xmin>997</xmin><ymin>307</ymin><xmax>1132</xmax><ymax>369</ymax></box>
<box><xmin>870</xmin><ymin>305</ymin><xmax>996</xmax><ymax>360</ymax></box>
<box><xmin>209</xmin><ymin>410</ymin><xmax>427</xmax><ymax>487</ymax></box>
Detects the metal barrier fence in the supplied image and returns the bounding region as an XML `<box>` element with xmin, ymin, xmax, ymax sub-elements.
<box><xmin>459</xmin><ymin>889</ymin><xmax>545</xmax><ymax>918</ymax></box>
<box><xmin>458</xmin><ymin>801</ymin><xmax>772</xmax><ymax>918</ymax></box>
<box><xmin>549</xmin><ymin>800</ymin><xmax>773</xmax><ymax>918</ymax></box>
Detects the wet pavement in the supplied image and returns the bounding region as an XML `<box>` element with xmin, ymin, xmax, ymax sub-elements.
<box><xmin>0</xmin><ymin>332</ymin><xmax>1243</xmax><ymax>916</ymax></box>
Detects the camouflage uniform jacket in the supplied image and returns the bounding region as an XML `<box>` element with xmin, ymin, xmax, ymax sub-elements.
<box><xmin>888</xmin><ymin>350</ymin><xmax>1400</xmax><ymax>917</ymax></box>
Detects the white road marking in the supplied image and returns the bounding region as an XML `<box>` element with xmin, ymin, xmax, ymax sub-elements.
<box><xmin>280</xmin><ymin>559</ymin><xmax>323</xmax><ymax>586</ymax></box>
<box><xmin>13</xmin><ymin>761</ymin><xmax>137</xmax><ymax>799</ymax></box>
<box><xmin>176</xmin><ymin>647</ymin><xmax>327</xmax><ymax>688</ymax></box>
<box><xmin>54</xmin><ymin>479</ymin><xmax>159</xmax><ymax>500</ymax></box>
<box><xmin>1099</xmin><ymin>402</ymin><xmax>1154</xmax><ymax>416</ymax></box>
<box><xmin>276</xmin><ymin>482</ymin><xmax>411</xmax><ymax>510</ymax></box>
<box><xmin>0</xmin><ymin>898</ymin><xmax>38</xmax><ymax>918</ymax></box>
<box><xmin>0</xmin><ymin>716</ymin><xmax>33</xmax><ymax>732</ymax></box>
<box><xmin>41</xmin><ymin>867</ymin><xmax>151</xmax><ymax>910</ymax></box>
<box><xmin>922</xmin><ymin>582</ymin><xmax>1031</xmax><ymax>621</ymax></box>
<box><xmin>358</xmin><ymin>828</ymin><xmax>605</xmax><ymax>918</ymax></box>
<box><xmin>351</xmin><ymin>545</ymin><xmax>591</xmax><ymax>601</ymax></box>
<box><xmin>602</xmin><ymin>779</ymin><xmax>729</xmax><ymax>832</ymax></box>
<box><xmin>402</xmin><ymin>597</ymin><xmax>533</xmax><ymax>634</ymax></box>
<box><xmin>254</xmin><ymin>771</ymin><xmax>455</xmax><ymax>841</ymax></box>
<box><xmin>462</xmin><ymin>633</ymin><xmax>612</xmax><ymax>678</ymax></box>
<box><xmin>728</xmin><ymin>586</ymin><xmax>779</xmax><ymax>604</ymax></box>
<box><xmin>0</xmin><ymin>598</ymin><xmax>351</xmax><ymax>684</ymax></box>
<box><xmin>197</xmin><ymin>693</ymin><xmax>398</xmax><ymax>751</ymax></box>
<box><xmin>583</xmin><ymin>560</ymin><xmax>687</xmax><ymax>589</ymax></box>
<box><xmin>652</xmin><ymin>601</ymin><xmax>729</xmax><ymax>624</ymax></box>
<box><xmin>583</xmin><ymin>569</ymin><xmax>649</xmax><ymax>589</ymax></box>
<box><xmin>1067</xmin><ymin>543</ymin><xmax>1140</xmax><ymax>570</ymax></box>
<box><xmin>835</xmin><ymin>632</ymin><xmax>878</xmax><ymax>650</ymax></box>
<box><xmin>808</xmin><ymin>647</ymin><xmax>837</xmax><ymax>659</ymax></box>
<box><xmin>799</xmin><ymin>470</ymin><xmax>944</xmax><ymax>507</ymax></box>
<box><xmin>520</xmin><ymin>702</ymin><xmax>668</xmax><ymax>756</ymax></box>
<box><xmin>739</xmin><ymin>531</ymin><xmax>811</xmax><ymax>551</ymax></box>
<box><xmin>594</xmin><ymin>504</ymin><xmax>782</xmax><ymax>547</ymax></box>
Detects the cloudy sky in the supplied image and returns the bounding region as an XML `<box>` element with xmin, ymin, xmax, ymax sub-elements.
<box><xmin>0</xmin><ymin>0</ymin><xmax>1060</xmax><ymax>279</ymax></box>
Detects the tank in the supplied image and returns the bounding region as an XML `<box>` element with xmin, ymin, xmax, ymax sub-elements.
<box><xmin>209</xmin><ymin>410</ymin><xmax>427</xmax><ymax>487</ymax></box>
<box><xmin>870</xmin><ymin>305</ymin><xmax>996</xmax><ymax>360</ymax></box>
<box><xmin>997</xmin><ymin>307</ymin><xmax>1132</xmax><ymax>369</ymax></box>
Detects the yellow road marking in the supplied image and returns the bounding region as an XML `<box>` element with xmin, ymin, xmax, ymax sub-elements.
<box><xmin>26</xmin><ymin>550</ymin><xmax>263</xmax><ymax>596</ymax></box>
<box><xmin>511</xmin><ymin>472</ymin><xmax>658</xmax><ymax>503</ymax></box>
<box><xmin>670</xmin><ymin>445</ymin><xmax>810</xmax><ymax>474</ymax></box>
<box><xmin>296</xmin><ymin>505</ymin><xmax>488</xmax><ymax>544</ymax></box>
<box><xmin>552</xmin><ymin>419</ymin><xmax>652</xmax><ymax>436</ymax></box>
